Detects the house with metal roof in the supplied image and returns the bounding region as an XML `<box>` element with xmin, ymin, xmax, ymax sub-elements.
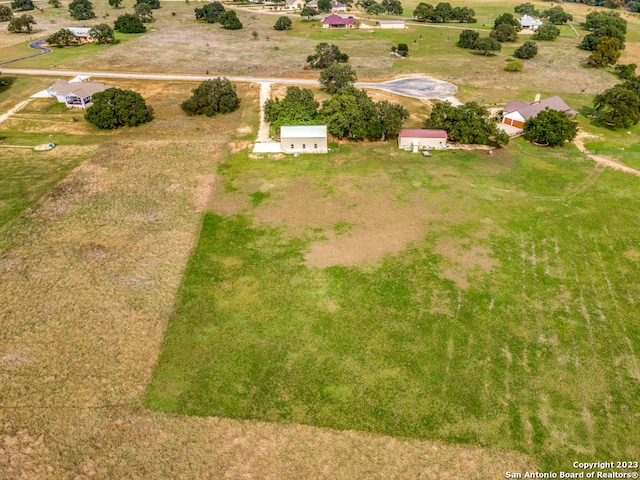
<box><xmin>280</xmin><ymin>126</ymin><xmax>328</xmax><ymax>154</ymax></box>
<box><xmin>398</xmin><ymin>129</ymin><xmax>448</xmax><ymax>152</ymax></box>
<box><xmin>322</xmin><ymin>14</ymin><xmax>357</xmax><ymax>28</ymax></box>
<box><xmin>502</xmin><ymin>95</ymin><xmax>578</xmax><ymax>129</ymax></box>
<box><xmin>518</xmin><ymin>15</ymin><xmax>543</xmax><ymax>30</ymax></box>
<box><xmin>65</xmin><ymin>27</ymin><xmax>93</xmax><ymax>42</ymax></box>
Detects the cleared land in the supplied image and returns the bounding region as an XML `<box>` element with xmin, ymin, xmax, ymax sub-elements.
<box><xmin>0</xmin><ymin>80</ymin><xmax>538</xmax><ymax>478</ymax></box>
<box><xmin>1</xmin><ymin>0</ymin><xmax>639</xmax><ymax>477</ymax></box>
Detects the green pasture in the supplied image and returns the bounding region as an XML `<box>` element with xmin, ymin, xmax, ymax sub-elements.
<box><xmin>0</xmin><ymin>32</ymin><xmax>146</xmax><ymax>68</ymax></box>
<box><xmin>148</xmin><ymin>141</ymin><xmax>640</xmax><ymax>471</ymax></box>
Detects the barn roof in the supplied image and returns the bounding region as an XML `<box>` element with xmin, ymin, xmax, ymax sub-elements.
<box><xmin>399</xmin><ymin>129</ymin><xmax>448</xmax><ymax>139</ymax></box>
<box><xmin>379</xmin><ymin>20</ymin><xmax>405</xmax><ymax>24</ymax></box>
<box><xmin>281</xmin><ymin>125</ymin><xmax>327</xmax><ymax>138</ymax></box>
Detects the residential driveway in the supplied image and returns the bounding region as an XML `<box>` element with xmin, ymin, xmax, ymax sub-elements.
<box><xmin>0</xmin><ymin>40</ymin><xmax>51</xmax><ymax>66</ymax></box>
<box><xmin>1</xmin><ymin>68</ymin><xmax>459</xmax><ymax>101</ymax></box>
<box><xmin>358</xmin><ymin>77</ymin><xmax>457</xmax><ymax>100</ymax></box>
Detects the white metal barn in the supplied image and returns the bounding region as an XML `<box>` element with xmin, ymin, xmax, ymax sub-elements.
<box><xmin>280</xmin><ymin>126</ymin><xmax>328</xmax><ymax>154</ymax></box>
<box><xmin>379</xmin><ymin>20</ymin><xmax>405</xmax><ymax>29</ymax></box>
<box><xmin>398</xmin><ymin>129</ymin><xmax>448</xmax><ymax>152</ymax></box>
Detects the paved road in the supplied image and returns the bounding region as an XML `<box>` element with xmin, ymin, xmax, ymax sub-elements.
<box><xmin>0</xmin><ymin>68</ymin><xmax>458</xmax><ymax>100</ymax></box>
<box><xmin>0</xmin><ymin>40</ymin><xmax>51</xmax><ymax>67</ymax></box>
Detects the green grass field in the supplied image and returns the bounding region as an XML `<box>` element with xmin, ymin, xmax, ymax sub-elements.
<box><xmin>148</xmin><ymin>141</ymin><xmax>640</xmax><ymax>471</ymax></box>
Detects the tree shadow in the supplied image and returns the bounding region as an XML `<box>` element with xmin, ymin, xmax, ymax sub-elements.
<box><xmin>0</xmin><ymin>77</ymin><xmax>18</xmax><ymax>94</ymax></box>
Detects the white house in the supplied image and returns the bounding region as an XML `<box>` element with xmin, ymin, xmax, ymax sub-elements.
<box><xmin>280</xmin><ymin>125</ymin><xmax>328</xmax><ymax>154</ymax></box>
<box><xmin>398</xmin><ymin>129</ymin><xmax>447</xmax><ymax>152</ymax></box>
<box><xmin>65</xmin><ymin>27</ymin><xmax>92</xmax><ymax>42</ymax></box>
<box><xmin>379</xmin><ymin>20</ymin><xmax>405</xmax><ymax>29</ymax></box>
<box><xmin>502</xmin><ymin>95</ymin><xmax>578</xmax><ymax>129</ymax></box>
<box><xmin>518</xmin><ymin>14</ymin><xmax>543</xmax><ymax>30</ymax></box>
<box><xmin>285</xmin><ymin>0</ymin><xmax>306</xmax><ymax>10</ymax></box>
<box><xmin>46</xmin><ymin>79</ymin><xmax>115</xmax><ymax>108</ymax></box>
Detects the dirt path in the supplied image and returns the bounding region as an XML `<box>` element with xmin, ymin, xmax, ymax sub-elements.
<box><xmin>0</xmin><ymin>98</ymin><xmax>33</xmax><ymax>124</ymax></box>
<box><xmin>256</xmin><ymin>82</ymin><xmax>273</xmax><ymax>143</ymax></box>
<box><xmin>575</xmin><ymin>131</ymin><xmax>640</xmax><ymax>177</ymax></box>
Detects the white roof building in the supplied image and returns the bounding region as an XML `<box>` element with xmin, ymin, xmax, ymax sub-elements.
<box><xmin>518</xmin><ymin>15</ymin><xmax>543</xmax><ymax>29</ymax></box>
<box><xmin>280</xmin><ymin>126</ymin><xmax>328</xmax><ymax>154</ymax></box>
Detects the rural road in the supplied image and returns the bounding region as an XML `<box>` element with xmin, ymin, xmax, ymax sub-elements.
<box><xmin>0</xmin><ymin>68</ymin><xmax>458</xmax><ymax>100</ymax></box>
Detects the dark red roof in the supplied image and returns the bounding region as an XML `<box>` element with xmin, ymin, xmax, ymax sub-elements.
<box><xmin>322</xmin><ymin>14</ymin><xmax>355</xmax><ymax>25</ymax></box>
<box><xmin>399</xmin><ymin>129</ymin><xmax>448</xmax><ymax>139</ymax></box>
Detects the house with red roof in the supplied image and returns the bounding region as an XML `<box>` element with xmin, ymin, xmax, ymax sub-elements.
<box><xmin>398</xmin><ymin>129</ymin><xmax>448</xmax><ymax>152</ymax></box>
<box><xmin>502</xmin><ymin>95</ymin><xmax>578</xmax><ymax>129</ymax></box>
<box><xmin>322</xmin><ymin>14</ymin><xmax>357</xmax><ymax>28</ymax></box>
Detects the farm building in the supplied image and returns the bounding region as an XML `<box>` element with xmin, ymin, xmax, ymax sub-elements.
<box><xmin>280</xmin><ymin>126</ymin><xmax>328</xmax><ymax>154</ymax></box>
<box><xmin>308</xmin><ymin>0</ymin><xmax>347</xmax><ymax>11</ymax></box>
<box><xmin>398</xmin><ymin>129</ymin><xmax>448</xmax><ymax>152</ymax></box>
<box><xmin>322</xmin><ymin>14</ymin><xmax>357</xmax><ymax>28</ymax></box>
<box><xmin>46</xmin><ymin>78</ymin><xmax>115</xmax><ymax>109</ymax></box>
<box><xmin>379</xmin><ymin>20</ymin><xmax>405</xmax><ymax>29</ymax></box>
<box><xmin>285</xmin><ymin>0</ymin><xmax>306</xmax><ymax>9</ymax></box>
<box><xmin>518</xmin><ymin>14</ymin><xmax>543</xmax><ymax>30</ymax></box>
<box><xmin>502</xmin><ymin>95</ymin><xmax>578</xmax><ymax>129</ymax></box>
<box><xmin>66</xmin><ymin>27</ymin><xmax>92</xmax><ymax>42</ymax></box>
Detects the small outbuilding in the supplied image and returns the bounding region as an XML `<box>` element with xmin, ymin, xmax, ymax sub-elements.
<box><xmin>280</xmin><ymin>125</ymin><xmax>328</xmax><ymax>154</ymax></box>
<box><xmin>379</xmin><ymin>20</ymin><xmax>405</xmax><ymax>29</ymax></box>
<box><xmin>398</xmin><ymin>129</ymin><xmax>447</xmax><ymax>152</ymax></box>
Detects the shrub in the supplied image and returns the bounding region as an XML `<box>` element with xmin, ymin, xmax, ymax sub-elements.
<box><xmin>457</xmin><ymin>29</ymin><xmax>479</xmax><ymax>49</ymax></box>
<box><xmin>505</xmin><ymin>60</ymin><xmax>524</xmax><ymax>72</ymax></box>
<box><xmin>397</xmin><ymin>43</ymin><xmax>409</xmax><ymax>56</ymax></box>
<box><xmin>0</xmin><ymin>5</ymin><xmax>13</xmax><ymax>20</ymax></box>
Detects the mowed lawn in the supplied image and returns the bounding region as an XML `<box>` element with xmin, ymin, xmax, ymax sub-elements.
<box><xmin>148</xmin><ymin>141</ymin><xmax>640</xmax><ymax>470</ymax></box>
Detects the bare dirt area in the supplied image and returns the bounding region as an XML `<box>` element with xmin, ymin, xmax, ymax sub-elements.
<box><xmin>0</xmin><ymin>82</ymin><xmax>536</xmax><ymax>478</ymax></box>
<box><xmin>252</xmin><ymin>172</ymin><xmax>499</xmax><ymax>274</ymax></box>
<box><xmin>575</xmin><ymin>131</ymin><xmax>640</xmax><ymax>176</ymax></box>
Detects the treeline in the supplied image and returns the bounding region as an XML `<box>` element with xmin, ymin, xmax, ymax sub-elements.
<box><xmin>579</xmin><ymin>11</ymin><xmax>627</xmax><ymax>68</ymax></box>
<box><xmin>265</xmin><ymin>86</ymin><xmax>408</xmax><ymax>141</ymax></box>
<box><xmin>549</xmin><ymin>0</ymin><xmax>640</xmax><ymax>14</ymax></box>
<box><xmin>413</xmin><ymin>2</ymin><xmax>476</xmax><ymax>23</ymax></box>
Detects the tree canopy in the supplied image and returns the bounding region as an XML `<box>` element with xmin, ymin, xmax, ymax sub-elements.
<box><xmin>134</xmin><ymin>3</ymin><xmax>154</xmax><ymax>22</ymax></box>
<box><xmin>514</xmin><ymin>41</ymin><xmax>538</xmax><ymax>59</ymax></box>
<box><xmin>108</xmin><ymin>0</ymin><xmax>122</xmax><ymax>8</ymax></box>
<box><xmin>85</xmin><ymin>88</ymin><xmax>152</xmax><ymax>129</ymax></box>
<box><xmin>594</xmin><ymin>84</ymin><xmax>640</xmax><ymax>128</ymax></box>
<box><xmin>114</xmin><ymin>13</ymin><xmax>146</xmax><ymax>33</ymax></box>
<box><xmin>300</xmin><ymin>6</ymin><xmax>318</xmax><ymax>20</ymax></box>
<box><xmin>540</xmin><ymin>6</ymin><xmax>572</xmax><ymax>25</ymax></box>
<box><xmin>494</xmin><ymin>12</ymin><xmax>520</xmax><ymax>29</ymax></box>
<box><xmin>7</xmin><ymin>14</ymin><xmax>35</xmax><ymax>32</ymax></box>
<box><xmin>381</xmin><ymin>0</ymin><xmax>403</xmax><ymax>15</ymax></box>
<box><xmin>90</xmin><ymin>23</ymin><xmax>117</xmax><ymax>44</ymax></box>
<box><xmin>534</xmin><ymin>22</ymin><xmax>560</xmax><ymax>41</ymax></box>
<box><xmin>473</xmin><ymin>37</ymin><xmax>501</xmax><ymax>56</ymax></box>
<box><xmin>514</xmin><ymin>3</ymin><xmax>539</xmax><ymax>17</ymax></box>
<box><xmin>181</xmin><ymin>78</ymin><xmax>241</xmax><ymax>117</ymax></box>
<box><xmin>307</xmin><ymin>43</ymin><xmax>349</xmax><ymax>69</ymax></box>
<box><xmin>219</xmin><ymin>10</ymin><xmax>242</xmax><ymax>29</ymax></box>
<box><xmin>319</xmin><ymin>87</ymin><xmax>408</xmax><ymax>141</ymax></box>
<box><xmin>319</xmin><ymin>64</ymin><xmax>357</xmax><ymax>94</ymax></box>
<box><xmin>136</xmin><ymin>0</ymin><xmax>161</xmax><ymax>9</ymax></box>
<box><xmin>10</xmin><ymin>0</ymin><xmax>33</xmax><ymax>11</ymax></box>
<box><xmin>413</xmin><ymin>2</ymin><xmax>476</xmax><ymax>23</ymax></box>
<box><xmin>424</xmin><ymin>101</ymin><xmax>509</xmax><ymax>145</ymax></box>
<box><xmin>584</xmin><ymin>11</ymin><xmax>626</xmax><ymax>34</ymax></box>
<box><xmin>47</xmin><ymin>28</ymin><xmax>81</xmax><ymax>46</ymax></box>
<box><xmin>317</xmin><ymin>0</ymin><xmax>332</xmax><ymax>11</ymax></box>
<box><xmin>523</xmin><ymin>109</ymin><xmax>578</xmax><ymax>146</ymax></box>
<box><xmin>194</xmin><ymin>2</ymin><xmax>225</xmax><ymax>23</ymax></box>
<box><xmin>490</xmin><ymin>24</ymin><xmax>518</xmax><ymax>42</ymax></box>
<box><xmin>0</xmin><ymin>5</ymin><xmax>12</xmax><ymax>21</ymax></box>
<box><xmin>457</xmin><ymin>29</ymin><xmax>479</xmax><ymax>49</ymax></box>
<box><xmin>614</xmin><ymin>63</ymin><xmax>637</xmax><ymax>80</ymax></box>
<box><xmin>264</xmin><ymin>86</ymin><xmax>320</xmax><ymax>136</ymax></box>
<box><xmin>587</xmin><ymin>37</ymin><xmax>621</xmax><ymax>68</ymax></box>
<box><xmin>69</xmin><ymin>0</ymin><xmax>96</xmax><ymax>20</ymax></box>
<box><xmin>274</xmin><ymin>16</ymin><xmax>292</xmax><ymax>30</ymax></box>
